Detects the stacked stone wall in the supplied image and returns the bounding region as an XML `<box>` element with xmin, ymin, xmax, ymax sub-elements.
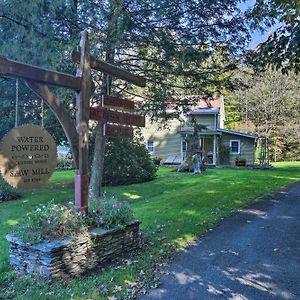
<box><xmin>6</xmin><ymin>221</ymin><xmax>141</xmax><ymax>279</ymax></box>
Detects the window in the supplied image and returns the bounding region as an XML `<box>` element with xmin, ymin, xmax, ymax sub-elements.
<box><xmin>230</xmin><ymin>140</ymin><xmax>240</xmax><ymax>154</ymax></box>
<box><xmin>182</xmin><ymin>140</ymin><xmax>187</xmax><ymax>153</ymax></box>
<box><xmin>181</xmin><ymin>139</ymin><xmax>187</xmax><ymax>161</ymax></box>
<box><xmin>147</xmin><ymin>140</ymin><xmax>154</xmax><ymax>153</ymax></box>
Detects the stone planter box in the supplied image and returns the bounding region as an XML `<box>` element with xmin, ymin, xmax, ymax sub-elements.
<box><xmin>6</xmin><ymin>221</ymin><xmax>141</xmax><ymax>279</ymax></box>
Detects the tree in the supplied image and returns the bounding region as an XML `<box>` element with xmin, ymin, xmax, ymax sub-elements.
<box><xmin>247</xmin><ymin>0</ymin><xmax>300</xmax><ymax>72</ymax></box>
<box><xmin>233</xmin><ymin>67</ymin><xmax>300</xmax><ymax>160</ymax></box>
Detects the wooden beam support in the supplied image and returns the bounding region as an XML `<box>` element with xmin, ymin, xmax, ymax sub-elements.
<box><xmin>90</xmin><ymin>107</ymin><xmax>145</xmax><ymax>127</ymax></box>
<box><xmin>75</xmin><ymin>30</ymin><xmax>91</xmax><ymax>213</ymax></box>
<box><xmin>0</xmin><ymin>56</ymin><xmax>81</xmax><ymax>91</ymax></box>
<box><xmin>102</xmin><ymin>95</ymin><xmax>135</xmax><ymax>111</ymax></box>
<box><xmin>72</xmin><ymin>50</ymin><xmax>146</xmax><ymax>87</ymax></box>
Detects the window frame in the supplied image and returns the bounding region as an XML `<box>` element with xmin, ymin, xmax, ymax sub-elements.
<box><xmin>147</xmin><ymin>139</ymin><xmax>154</xmax><ymax>153</ymax></box>
<box><xmin>181</xmin><ymin>138</ymin><xmax>187</xmax><ymax>161</ymax></box>
<box><xmin>230</xmin><ymin>139</ymin><xmax>240</xmax><ymax>154</ymax></box>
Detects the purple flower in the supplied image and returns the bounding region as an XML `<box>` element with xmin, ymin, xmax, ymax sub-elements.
<box><xmin>112</xmin><ymin>204</ymin><xmax>119</xmax><ymax>209</ymax></box>
<box><xmin>99</xmin><ymin>217</ymin><xmax>105</xmax><ymax>225</ymax></box>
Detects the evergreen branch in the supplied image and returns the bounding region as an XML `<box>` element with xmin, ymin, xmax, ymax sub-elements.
<box><xmin>0</xmin><ymin>15</ymin><xmax>29</xmax><ymax>30</ymax></box>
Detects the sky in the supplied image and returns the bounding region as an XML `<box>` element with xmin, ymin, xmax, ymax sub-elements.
<box><xmin>248</xmin><ymin>24</ymin><xmax>280</xmax><ymax>49</ymax></box>
<box><xmin>239</xmin><ymin>0</ymin><xmax>281</xmax><ymax>49</ymax></box>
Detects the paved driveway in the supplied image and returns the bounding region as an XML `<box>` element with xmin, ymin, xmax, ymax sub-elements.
<box><xmin>139</xmin><ymin>181</ymin><xmax>300</xmax><ymax>300</ymax></box>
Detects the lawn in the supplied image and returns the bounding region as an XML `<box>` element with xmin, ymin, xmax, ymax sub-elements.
<box><xmin>0</xmin><ymin>161</ymin><xmax>299</xmax><ymax>299</ymax></box>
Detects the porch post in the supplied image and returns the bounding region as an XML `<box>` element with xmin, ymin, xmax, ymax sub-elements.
<box><xmin>213</xmin><ymin>135</ymin><xmax>217</xmax><ymax>165</ymax></box>
<box><xmin>180</xmin><ymin>135</ymin><xmax>184</xmax><ymax>162</ymax></box>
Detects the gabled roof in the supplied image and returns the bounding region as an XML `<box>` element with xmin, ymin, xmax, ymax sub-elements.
<box><xmin>131</xmin><ymin>95</ymin><xmax>224</xmax><ymax>113</ymax></box>
<box><xmin>217</xmin><ymin>128</ymin><xmax>257</xmax><ymax>139</ymax></box>
<box><xmin>169</xmin><ymin>95</ymin><xmax>223</xmax><ymax>111</ymax></box>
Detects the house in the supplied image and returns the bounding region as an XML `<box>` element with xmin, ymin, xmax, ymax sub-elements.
<box><xmin>141</xmin><ymin>96</ymin><xmax>257</xmax><ymax>166</ymax></box>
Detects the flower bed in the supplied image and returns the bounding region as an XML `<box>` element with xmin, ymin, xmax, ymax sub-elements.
<box><xmin>6</xmin><ymin>221</ymin><xmax>141</xmax><ymax>279</ymax></box>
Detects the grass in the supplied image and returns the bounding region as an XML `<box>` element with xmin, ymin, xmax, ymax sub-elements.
<box><xmin>0</xmin><ymin>161</ymin><xmax>299</xmax><ymax>299</ymax></box>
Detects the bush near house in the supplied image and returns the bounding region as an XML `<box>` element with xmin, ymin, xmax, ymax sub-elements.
<box><xmin>103</xmin><ymin>137</ymin><xmax>157</xmax><ymax>186</ymax></box>
<box><xmin>55</xmin><ymin>158</ymin><xmax>75</xmax><ymax>171</ymax></box>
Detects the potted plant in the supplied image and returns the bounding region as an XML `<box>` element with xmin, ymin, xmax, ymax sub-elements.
<box><xmin>235</xmin><ymin>156</ymin><xmax>247</xmax><ymax>166</ymax></box>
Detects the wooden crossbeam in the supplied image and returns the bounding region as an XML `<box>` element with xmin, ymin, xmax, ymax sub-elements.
<box><xmin>102</xmin><ymin>95</ymin><xmax>135</xmax><ymax>111</ymax></box>
<box><xmin>90</xmin><ymin>107</ymin><xmax>145</xmax><ymax>127</ymax></box>
<box><xmin>0</xmin><ymin>56</ymin><xmax>81</xmax><ymax>91</ymax></box>
<box><xmin>72</xmin><ymin>50</ymin><xmax>146</xmax><ymax>87</ymax></box>
<box><xmin>104</xmin><ymin>124</ymin><xmax>133</xmax><ymax>139</ymax></box>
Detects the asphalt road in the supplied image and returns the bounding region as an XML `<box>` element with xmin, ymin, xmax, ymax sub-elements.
<box><xmin>139</xmin><ymin>181</ymin><xmax>300</xmax><ymax>300</ymax></box>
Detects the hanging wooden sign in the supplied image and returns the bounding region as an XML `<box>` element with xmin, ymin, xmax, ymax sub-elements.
<box><xmin>102</xmin><ymin>95</ymin><xmax>135</xmax><ymax>111</ymax></box>
<box><xmin>90</xmin><ymin>107</ymin><xmax>145</xmax><ymax>127</ymax></box>
<box><xmin>0</xmin><ymin>125</ymin><xmax>57</xmax><ymax>189</ymax></box>
<box><xmin>104</xmin><ymin>124</ymin><xmax>133</xmax><ymax>139</ymax></box>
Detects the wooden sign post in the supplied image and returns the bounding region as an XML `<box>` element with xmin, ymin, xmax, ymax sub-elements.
<box><xmin>0</xmin><ymin>30</ymin><xmax>146</xmax><ymax>213</ymax></box>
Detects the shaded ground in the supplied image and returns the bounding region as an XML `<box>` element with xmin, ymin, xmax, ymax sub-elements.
<box><xmin>140</xmin><ymin>181</ymin><xmax>300</xmax><ymax>300</ymax></box>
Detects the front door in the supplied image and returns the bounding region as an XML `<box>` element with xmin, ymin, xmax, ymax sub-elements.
<box><xmin>200</xmin><ymin>136</ymin><xmax>216</xmax><ymax>165</ymax></box>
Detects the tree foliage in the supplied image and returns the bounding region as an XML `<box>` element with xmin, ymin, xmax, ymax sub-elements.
<box><xmin>247</xmin><ymin>0</ymin><xmax>300</xmax><ymax>72</ymax></box>
<box><xmin>232</xmin><ymin>67</ymin><xmax>300</xmax><ymax>161</ymax></box>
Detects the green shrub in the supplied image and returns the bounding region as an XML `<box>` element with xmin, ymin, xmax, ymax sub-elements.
<box><xmin>0</xmin><ymin>175</ymin><xmax>23</xmax><ymax>202</ymax></box>
<box><xmin>56</xmin><ymin>158</ymin><xmax>75</xmax><ymax>171</ymax></box>
<box><xmin>103</xmin><ymin>137</ymin><xmax>157</xmax><ymax>186</ymax></box>
<box><xmin>218</xmin><ymin>137</ymin><xmax>230</xmax><ymax>165</ymax></box>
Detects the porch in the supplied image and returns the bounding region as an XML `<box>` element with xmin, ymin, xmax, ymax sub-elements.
<box><xmin>180</xmin><ymin>131</ymin><xmax>219</xmax><ymax>166</ymax></box>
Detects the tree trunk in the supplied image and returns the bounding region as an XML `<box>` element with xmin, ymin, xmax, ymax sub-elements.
<box><xmin>88</xmin><ymin>0</ymin><xmax>123</xmax><ymax>199</ymax></box>
<box><xmin>88</xmin><ymin>122</ymin><xmax>106</xmax><ymax>199</ymax></box>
